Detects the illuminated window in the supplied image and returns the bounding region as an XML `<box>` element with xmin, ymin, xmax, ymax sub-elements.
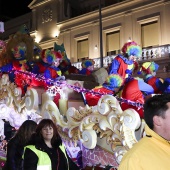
<box><xmin>141</xmin><ymin>21</ymin><xmax>159</xmax><ymax>48</ymax></box>
<box><xmin>106</xmin><ymin>31</ymin><xmax>120</xmax><ymax>56</ymax></box>
<box><xmin>77</xmin><ymin>39</ymin><xmax>89</xmax><ymax>61</ymax></box>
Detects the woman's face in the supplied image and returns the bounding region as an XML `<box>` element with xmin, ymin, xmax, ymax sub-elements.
<box><xmin>41</xmin><ymin>125</ymin><xmax>54</xmax><ymax>141</ymax></box>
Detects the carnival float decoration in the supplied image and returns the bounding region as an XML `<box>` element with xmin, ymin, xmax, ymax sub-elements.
<box><xmin>0</xmin><ymin>73</ymin><xmax>144</xmax><ymax>168</ymax></box>
<box><xmin>0</xmin><ymin>25</ymin><xmax>146</xmax><ymax>169</ymax></box>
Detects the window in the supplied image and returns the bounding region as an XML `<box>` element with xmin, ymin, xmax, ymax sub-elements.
<box><xmin>106</xmin><ymin>31</ymin><xmax>120</xmax><ymax>56</ymax></box>
<box><xmin>141</xmin><ymin>21</ymin><xmax>159</xmax><ymax>48</ymax></box>
<box><xmin>77</xmin><ymin>39</ymin><xmax>89</xmax><ymax>61</ymax></box>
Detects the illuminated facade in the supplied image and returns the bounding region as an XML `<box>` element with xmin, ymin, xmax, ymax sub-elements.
<box><xmin>1</xmin><ymin>0</ymin><xmax>170</xmax><ymax>77</ymax></box>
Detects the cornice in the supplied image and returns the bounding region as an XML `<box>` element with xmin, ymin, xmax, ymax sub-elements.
<box><xmin>28</xmin><ymin>0</ymin><xmax>52</xmax><ymax>9</ymax></box>
<box><xmin>58</xmin><ymin>0</ymin><xmax>166</xmax><ymax>32</ymax></box>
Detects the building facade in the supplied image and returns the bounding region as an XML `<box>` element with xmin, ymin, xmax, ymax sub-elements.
<box><xmin>0</xmin><ymin>0</ymin><xmax>170</xmax><ymax>77</ymax></box>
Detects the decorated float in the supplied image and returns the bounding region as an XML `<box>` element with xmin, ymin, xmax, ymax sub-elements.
<box><xmin>0</xmin><ymin>25</ymin><xmax>145</xmax><ymax>170</ymax></box>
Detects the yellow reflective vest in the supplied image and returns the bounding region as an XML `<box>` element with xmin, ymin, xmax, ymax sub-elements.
<box><xmin>24</xmin><ymin>144</ymin><xmax>69</xmax><ymax>170</ymax></box>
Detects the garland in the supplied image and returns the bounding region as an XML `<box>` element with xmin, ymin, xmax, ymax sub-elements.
<box><xmin>11</xmin><ymin>69</ymin><xmax>143</xmax><ymax>108</ymax></box>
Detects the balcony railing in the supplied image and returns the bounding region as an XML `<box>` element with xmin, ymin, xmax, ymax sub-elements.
<box><xmin>72</xmin><ymin>45</ymin><xmax>170</xmax><ymax>70</ymax></box>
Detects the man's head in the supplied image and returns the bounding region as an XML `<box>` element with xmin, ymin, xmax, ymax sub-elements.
<box><xmin>144</xmin><ymin>94</ymin><xmax>170</xmax><ymax>140</ymax></box>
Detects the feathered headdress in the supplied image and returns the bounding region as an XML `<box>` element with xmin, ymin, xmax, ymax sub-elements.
<box><xmin>103</xmin><ymin>74</ymin><xmax>124</xmax><ymax>91</ymax></box>
<box><xmin>121</xmin><ymin>41</ymin><xmax>142</xmax><ymax>58</ymax></box>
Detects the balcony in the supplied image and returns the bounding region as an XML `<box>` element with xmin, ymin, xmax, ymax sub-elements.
<box><xmin>72</xmin><ymin>44</ymin><xmax>170</xmax><ymax>70</ymax></box>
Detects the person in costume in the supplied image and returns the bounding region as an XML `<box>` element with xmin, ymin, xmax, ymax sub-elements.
<box><xmin>43</xmin><ymin>50</ymin><xmax>64</xmax><ymax>83</ymax></box>
<box><xmin>139</xmin><ymin>61</ymin><xmax>170</xmax><ymax>94</ymax></box>
<box><xmin>54</xmin><ymin>42</ymin><xmax>79</xmax><ymax>75</ymax></box>
<box><xmin>31</xmin><ymin>49</ymin><xmax>63</xmax><ymax>88</ymax></box>
<box><xmin>108</xmin><ymin>41</ymin><xmax>142</xmax><ymax>83</ymax></box>
<box><xmin>121</xmin><ymin>77</ymin><xmax>154</xmax><ymax>118</ymax></box>
<box><xmin>32</xmin><ymin>49</ymin><xmax>52</xmax><ymax>75</ymax></box>
<box><xmin>79</xmin><ymin>59</ymin><xmax>95</xmax><ymax>75</ymax></box>
<box><xmin>0</xmin><ymin>26</ymin><xmax>35</xmax><ymax>93</ymax></box>
<box><xmin>85</xmin><ymin>74</ymin><xmax>124</xmax><ymax>106</ymax></box>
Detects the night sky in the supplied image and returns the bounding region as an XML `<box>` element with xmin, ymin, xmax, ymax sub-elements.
<box><xmin>0</xmin><ymin>0</ymin><xmax>32</xmax><ymax>21</ymax></box>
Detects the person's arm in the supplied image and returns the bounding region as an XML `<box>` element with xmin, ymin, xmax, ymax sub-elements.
<box><xmin>108</xmin><ymin>59</ymin><xmax>120</xmax><ymax>75</ymax></box>
<box><xmin>138</xmin><ymin>79</ymin><xmax>154</xmax><ymax>95</ymax></box>
<box><xmin>67</xmin><ymin>151</ymin><xmax>80</xmax><ymax>170</ymax></box>
<box><xmin>156</xmin><ymin>78</ymin><xmax>170</xmax><ymax>92</ymax></box>
<box><xmin>59</xmin><ymin>144</ymin><xmax>80</xmax><ymax>170</ymax></box>
<box><xmin>6</xmin><ymin>139</ymin><xmax>18</xmax><ymax>170</ymax></box>
<box><xmin>23</xmin><ymin>148</ymin><xmax>38</xmax><ymax>170</ymax></box>
<box><xmin>0</xmin><ymin>63</ymin><xmax>13</xmax><ymax>72</ymax></box>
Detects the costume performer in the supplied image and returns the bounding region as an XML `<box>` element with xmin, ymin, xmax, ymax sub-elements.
<box><xmin>108</xmin><ymin>41</ymin><xmax>142</xmax><ymax>83</ymax></box>
<box><xmin>85</xmin><ymin>74</ymin><xmax>124</xmax><ymax>106</ymax></box>
<box><xmin>0</xmin><ymin>26</ymin><xmax>35</xmax><ymax>94</ymax></box>
<box><xmin>42</xmin><ymin>50</ymin><xmax>64</xmax><ymax>82</ymax></box>
<box><xmin>79</xmin><ymin>59</ymin><xmax>95</xmax><ymax>75</ymax></box>
<box><xmin>54</xmin><ymin>43</ymin><xmax>79</xmax><ymax>75</ymax></box>
<box><xmin>139</xmin><ymin>61</ymin><xmax>170</xmax><ymax>94</ymax></box>
<box><xmin>121</xmin><ymin>78</ymin><xmax>154</xmax><ymax>118</ymax></box>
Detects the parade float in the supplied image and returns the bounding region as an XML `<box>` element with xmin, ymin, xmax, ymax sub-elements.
<box><xmin>0</xmin><ymin>25</ymin><xmax>145</xmax><ymax>170</ymax></box>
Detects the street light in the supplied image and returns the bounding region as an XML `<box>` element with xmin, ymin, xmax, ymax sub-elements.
<box><xmin>99</xmin><ymin>0</ymin><xmax>103</xmax><ymax>68</ymax></box>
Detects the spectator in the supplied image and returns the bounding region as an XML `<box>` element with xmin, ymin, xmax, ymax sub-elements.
<box><xmin>4</xmin><ymin>120</ymin><xmax>37</xmax><ymax>170</ymax></box>
<box><xmin>118</xmin><ymin>94</ymin><xmax>170</xmax><ymax>170</ymax></box>
<box><xmin>23</xmin><ymin>119</ymin><xmax>80</xmax><ymax>170</ymax></box>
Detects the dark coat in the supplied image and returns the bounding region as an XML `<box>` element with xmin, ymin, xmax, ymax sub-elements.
<box><xmin>5</xmin><ymin>136</ymin><xmax>24</xmax><ymax>170</ymax></box>
<box><xmin>23</xmin><ymin>136</ymin><xmax>80</xmax><ymax>170</ymax></box>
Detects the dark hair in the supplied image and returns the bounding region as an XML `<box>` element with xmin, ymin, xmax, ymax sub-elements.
<box><xmin>124</xmin><ymin>53</ymin><xmax>129</xmax><ymax>59</ymax></box>
<box><xmin>14</xmin><ymin>120</ymin><xmax>37</xmax><ymax>145</ymax></box>
<box><xmin>36</xmin><ymin>119</ymin><xmax>61</xmax><ymax>147</ymax></box>
<box><xmin>144</xmin><ymin>94</ymin><xmax>170</xmax><ymax>129</ymax></box>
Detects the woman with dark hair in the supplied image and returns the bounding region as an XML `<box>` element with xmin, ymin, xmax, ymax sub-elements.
<box><xmin>23</xmin><ymin>119</ymin><xmax>80</xmax><ymax>170</ymax></box>
<box><xmin>5</xmin><ymin>120</ymin><xmax>37</xmax><ymax>170</ymax></box>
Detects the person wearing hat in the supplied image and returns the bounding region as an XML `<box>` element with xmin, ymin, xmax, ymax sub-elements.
<box><xmin>121</xmin><ymin>77</ymin><xmax>154</xmax><ymax>118</ymax></box>
<box><xmin>44</xmin><ymin>50</ymin><xmax>63</xmax><ymax>81</ymax></box>
<box><xmin>108</xmin><ymin>41</ymin><xmax>142</xmax><ymax>83</ymax></box>
<box><xmin>85</xmin><ymin>74</ymin><xmax>124</xmax><ymax>106</ymax></box>
<box><xmin>79</xmin><ymin>59</ymin><xmax>95</xmax><ymax>75</ymax></box>
<box><xmin>0</xmin><ymin>27</ymin><xmax>35</xmax><ymax>94</ymax></box>
<box><xmin>54</xmin><ymin>42</ymin><xmax>79</xmax><ymax>75</ymax></box>
<box><xmin>32</xmin><ymin>49</ymin><xmax>53</xmax><ymax>75</ymax></box>
<box><xmin>139</xmin><ymin>61</ymin><xmax>170</xmax><ymax>94</ymax></box>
